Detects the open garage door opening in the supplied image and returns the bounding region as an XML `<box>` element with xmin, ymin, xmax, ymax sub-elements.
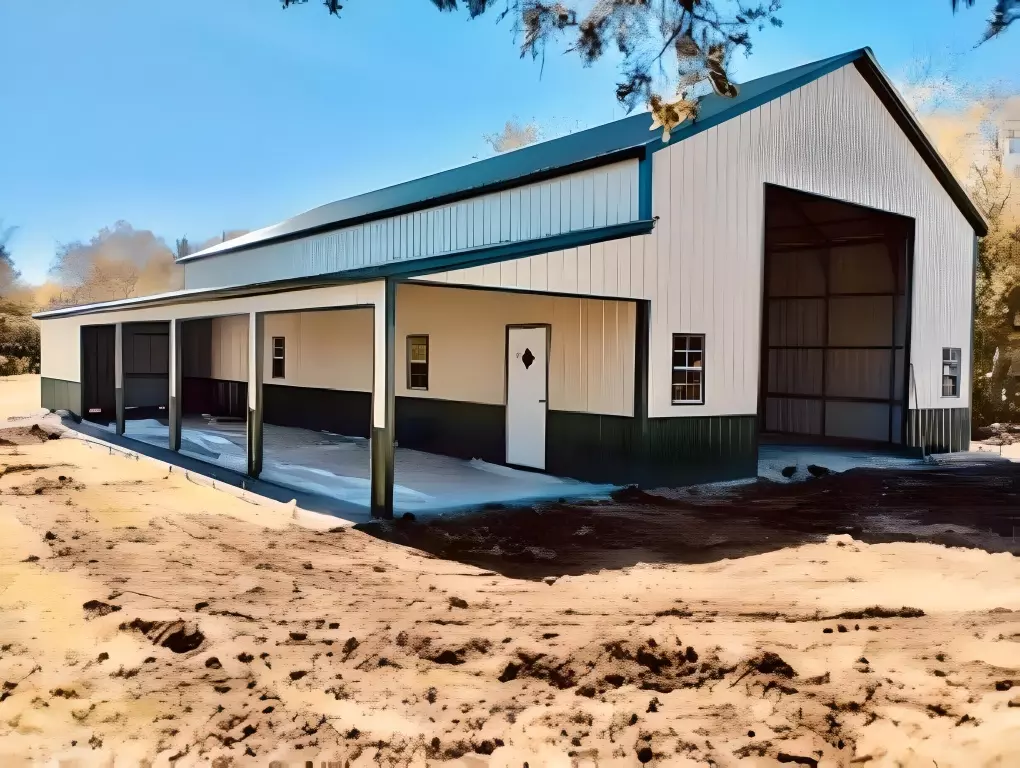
<box><xmin>760</xmin><ymin>185</ymin><xmax>914</xmax><ymax>446</ymax></box>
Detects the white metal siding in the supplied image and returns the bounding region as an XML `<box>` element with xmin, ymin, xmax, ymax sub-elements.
<box><xmin>422</xmin><ymin>63</ymin><xmax>975</xmax><ymax>415</ymax></box>
<box><xmin>210</xmin><ymin>315</ymin><xmax>249</xmax><ymax>382</ymax></box>
<box><xmin>37</xmin><ymin>282</ymin><xmax>383</xmax><ymax>384</ymax></box>
<box><xmin>184</xmin><ymin>160</ymin><xmax>640</xmax><ymax>291</ymax></box>
<box><xmin>395</xmin><ymin>283</ymin><xmax>635</xmax><ymax>415</ymax></box>
<box><xmin>40</xmin><ymin>319</ymin><xmax>81</xmax><ymax>383</ymax></box>
<box><xmin>263</xmin><ymin>309</ymin><xmax>374</xmax><ymax>393</ymax></box>
<box><xmin>202</xmin><ymin>284</ymin><xmax>635</xmax><ymax>415</ymax></box>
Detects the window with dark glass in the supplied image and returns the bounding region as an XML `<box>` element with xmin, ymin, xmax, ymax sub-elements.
<box><xmin>407</xmin><ymin>335</ymin><xmax>429</xmax><ymax>391</ymax></box>
<box><xmin>272</xmin><ymin>337</ymin><xmax>285</xmax><ymax>379</ymax></box>
<box><xmin>672</xmin><ymin>334</ymin><xmax>705</xmax><ymax>405</ymax></box>
<box><xmin>942</xmin><ymin>347</ymin><xmax>961</xmax><ymax>397</ymax></box>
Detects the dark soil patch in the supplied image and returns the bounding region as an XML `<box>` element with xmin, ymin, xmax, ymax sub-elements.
<box><xmin>119</xmin><ymin>618</ymin><xmax>204</xmax><ymax>653</ymax></box>
<box><xmin>824</xmin><ymin>606</ymin><xmax>925</xmax><ymax>620</ymax></box>
<box><xmin>500</xmin><ymin>639</ymin><xmax>730</xmax><ymax>696</ymax></box>
<box><xmin>777</xmin><ymin>754</ymin><xmax>818</xmax><ymax>767</ymax></box>
<box><xmin>0</xmin><ymin>424</ymin><xmax>62</xmax><ymax>446</ymax></box>
<box><xmin>354</xmin><ymin>461</ymin><xmax>1020</xmax><ymax>579</ymax></box>
<box><xmin>83</xmin><ymin>600</ymin><xmax>121</xmax><ymax>620</ymax></box>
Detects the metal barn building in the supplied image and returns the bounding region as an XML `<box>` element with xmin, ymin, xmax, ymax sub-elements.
<box><xmin>34</xmin><ymin>48</ymin><xmax>987</xmax><ymax>517</ymax></box>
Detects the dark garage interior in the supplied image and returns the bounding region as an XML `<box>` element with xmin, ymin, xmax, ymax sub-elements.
<box><xmin>80</xmin><ymin>321</ymin><xmax>170</xmax><ymax>426</ymax></box>
<box><xmin>760</xmin><ymin>185</ymin><xmax>913</xmax><ymax>445</ymax></box>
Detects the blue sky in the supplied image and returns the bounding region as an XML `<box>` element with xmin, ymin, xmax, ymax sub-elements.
<box><xmin>1</xmin><ymin>0</ymin><xmax>1016</xmax><ymax>284</ymax></box>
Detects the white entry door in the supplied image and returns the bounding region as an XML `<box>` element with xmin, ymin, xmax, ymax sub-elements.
<box><xmin>506</xmin><ymin>326</ymin><xmax>548</xmax><ymax>469</ymax></box>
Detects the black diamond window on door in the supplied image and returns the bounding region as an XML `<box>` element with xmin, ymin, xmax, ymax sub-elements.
<box><xmin>521</xmin><ymin>348</ymin><xmax>535</xmax><ymax>369</ymax></box>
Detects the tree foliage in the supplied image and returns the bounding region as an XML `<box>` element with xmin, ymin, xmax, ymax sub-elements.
<box><xmin>0</xmin><ymin>221</ymin><xmax>19</xmax><ymax>297</ymax></box>
<box><xmin>0</xmin><ymin>222</ymin><xmax>39</xmax><ymax>375</ymax></box>
<box><xmin>971</xmin><ymin>158</ymin><xmax>1020</xmax><ymax>424</ymax></box>
<box><xmin>46</xmin><ymin>222</ymin><xmax>185</xmax><ymax>308</ymax></box>
<box><xmin>952</xmin><ymin>0</ymin><xmax>1020</xmax><ymax>43</ymax></box>
<box><xmin>485</xmin><ymin>119</ymin><xmax>541</xmax><ymax>152</ymax></box>
<box><xmin>902</xmin><ymin>56</ymin><xmax>1020</xmax><ymax>425</ymax></box>
<box><xmin>282</xmin><ymin>1</ymin><xmax>1015</xmax><ymax>137</ymax></box>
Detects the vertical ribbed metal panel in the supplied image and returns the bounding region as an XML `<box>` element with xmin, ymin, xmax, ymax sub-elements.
<box><xmin>906</xmin><ymin>407</ymin><xmax>969</xmax><ymax>453</ymax></box>
<box><xmin>184</xmin><ymin>160</ymin><xmax>640</xmax><ymax>291</ymax></box>
<box><xmin>428</xmin><ymin>63</ymin><xmax>975</xmax><ymax>420</ymax></box>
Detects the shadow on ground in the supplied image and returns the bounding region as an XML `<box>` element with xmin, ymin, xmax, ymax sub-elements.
<box><xmin>356</xmin><ymin>461</ymin><xmax>1020</xmax><ymax>580</ymax></box>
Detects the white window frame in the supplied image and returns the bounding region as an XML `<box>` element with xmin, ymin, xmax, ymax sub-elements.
<box><xmin>671</xmin><ymin>333</ymin><xmax>705</xmax><ymax>405</ymax></box>
<box><xmin>271</xmin><ymin>336</ymin><xmax>286</xmax><ymax>379</ymax></box>
<box><xmin>941</xmin><ymin>347</ymin><xmax>961</xmax><ymax>398</ymax></box>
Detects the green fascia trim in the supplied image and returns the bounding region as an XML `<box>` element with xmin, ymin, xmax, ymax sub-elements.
<box><xmin>638</xmin><ymin>150</ymin><xmax>654</xmax><ymax>221</ymax></box>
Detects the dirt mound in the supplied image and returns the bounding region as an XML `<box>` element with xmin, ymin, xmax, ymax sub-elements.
<box><xmin>0</xmin><ymin>463</ymin><xmax>60</xmax><ymax>479</ymax></box>
<box><xmin>732</xmin><ymin>651</ymin><xmax>799</xmax><ymax>693</ymax></box>
<box><xmin>499</xmin><ymin>638</ymin><xmax>731</xmax><ymax>695</ymax></box>
<box><xmin>823</xmin><ymin>606</ymin><xmax>925</xmax><ymax>620</ymax></box>
<box><xmin>418</xmin><ymin>637</ymin><xmax>493</xmax><ymax>666</ymax></box>
<box><xmin>8</xmin><ymin>474</ymin><xmax>76</xmax><ymax>496</ymax></box>
<box><xmin>119</xmin><ymin>618</ymin><xmax>205</xmax><ymax>654</ymax></box>
<box><xmin>0</xmin><ymin>423</ymin><xmax>62</xmax><ymax>446</ymax></box>
<box><xmin>82</xmin><ymin>600</ymin><xmax>121</xmax><ymax>620</ymax></box>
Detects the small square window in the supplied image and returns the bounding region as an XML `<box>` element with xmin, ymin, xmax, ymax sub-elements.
<box><xmin>272</xmin><ymin>337</ymin><xmax>285</xmax><ymax>379</ymax></box>
<box><xmin>942</xmin><ymin>347</ymin><xmax>961</xmax><ymax>397</ymax></box>
<box><xmin>407</xmin><ymin>335</ymin><xmax>429</xmax><ymax>391</ymax></box>
<box><xmin>672</xmin><ymin>334</ymin><xmax>705</xmax><ymax>405</ymax></box>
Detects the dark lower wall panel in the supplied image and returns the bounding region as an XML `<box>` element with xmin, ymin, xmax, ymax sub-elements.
<box><xmin>182</xmin><ymin>377</ymin><xmax>247</xmax><ymax>418</ymax></box>
<box><xmin>906</xmin><ymin>407</ymin><xmax>970</xmax><ymax>454</ymax></box>
<box><xmin>396</xmin><ymin>397</ymin><xmax>505</xmax><ymax>464</ymax></box>
<box><xmin>256</xmin><ymin>381</ymin><xmax>758</xmax><ymax>488</ymax></box>
<box><xmin>41</xmin><ymin>377</ymin><xmax>81</xmax><ymax>418</ymax></box>
<box><xmin>263</xmin><ymin>383</ymin><xmax>372</xmax><ymax>438</ymax></box>
<box><xmin>547</xmin><ymin>412</ymin><xmax>758</xmax><ymax>487</ymax></box>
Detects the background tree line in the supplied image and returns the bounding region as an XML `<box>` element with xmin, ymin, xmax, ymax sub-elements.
<box><xmin>0</xmin><ymin>225</ymin><xmax>246</xmax><ymax>376</ymax></box>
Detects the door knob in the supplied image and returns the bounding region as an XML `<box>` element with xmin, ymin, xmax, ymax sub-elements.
<box><xmin>538</xmin><ymin>399</ymin><xmax>546</xmax><ymax>403</ymax></box>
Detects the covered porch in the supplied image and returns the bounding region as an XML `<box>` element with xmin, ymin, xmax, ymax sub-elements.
<box><xmin>46</xmin><ymin>276</ymin><xmax>641</xmax><ymax>518</ymax></box>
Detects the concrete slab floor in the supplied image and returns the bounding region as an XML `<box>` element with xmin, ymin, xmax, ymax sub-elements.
<box><xmin>110</xmin><ymin>417</ymin><xmax>617</xmax><ymax>517</ymax></box>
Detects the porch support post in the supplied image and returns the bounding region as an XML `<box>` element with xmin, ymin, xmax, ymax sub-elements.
<box><xmin>114</xmin><ymin>322</ymin><xmax>125</xmax><ymax>436</ymax></box>
<box><xmin>634</xmin><ymin>300</ymin><xmax>651</xmax><ymax>435</ymax></box>
<box><xmin>168</xmin><ymin>318</ymin><xmax>182</xmax><ymax>452</ymax></box>
<box><xmin>247</xmin><ymin>311</ymin><xmax>264</xmax><ymax>479</ymax></box>
<box><xmin>371</xmin><ymin>278</ymin><xmax>396</xmax><ymax>519</ymax></box>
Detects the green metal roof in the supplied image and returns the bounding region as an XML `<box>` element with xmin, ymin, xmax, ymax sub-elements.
<box><xmin>180</xmin><ymin>47</ymin><xmax>985</xmax><ymax>265</ymax></box>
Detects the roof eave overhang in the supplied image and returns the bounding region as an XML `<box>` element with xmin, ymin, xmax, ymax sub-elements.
<box><xmin>33</xmin><ymin>218</ymin><xmax>655</xmax><ymax>320</ymax></box>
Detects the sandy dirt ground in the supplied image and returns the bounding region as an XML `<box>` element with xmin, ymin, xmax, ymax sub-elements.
<box><xmin>1</xmin><ymin>375</ymin><xmax>1019</xmax><ymax>767</ymax></box>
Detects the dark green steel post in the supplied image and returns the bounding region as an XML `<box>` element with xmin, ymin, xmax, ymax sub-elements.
<box><xmin>634</xmin><ymin>300</ymin><xmax>650</xmax><ymax>435</ymax></box>
<box><xmin>371</xmin><ymin>279</ymin><xmax>396</xmax><ymax>519</ymax></box>
<box><xmin>247</xmin><ymin>312</ymin><xmax>264</xmax><ymax>479</ymax></box>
